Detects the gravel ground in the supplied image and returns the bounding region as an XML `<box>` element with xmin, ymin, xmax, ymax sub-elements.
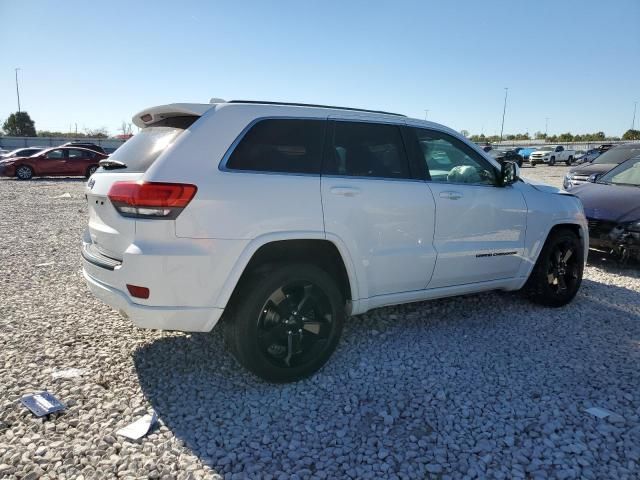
<box><xmin>1</xmin><ymin>166</ymin><xmax>639</xmax><ymax>479</ymax></box>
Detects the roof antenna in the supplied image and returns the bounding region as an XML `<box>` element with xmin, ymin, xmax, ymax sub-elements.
<box><xmin>209</xmin><ymin>98</ymin><xmax>226</xmax><ymax>104</ymax></box>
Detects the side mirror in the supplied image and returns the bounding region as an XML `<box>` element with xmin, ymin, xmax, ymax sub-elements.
<box><xmin>500</xmin><ymin>160</ymin><xmax>519</xmax><ymax>186</ymax></box>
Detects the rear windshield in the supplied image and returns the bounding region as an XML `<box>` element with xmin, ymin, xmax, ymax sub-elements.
<box><xmin>101</xmin><ymin>127</ymin><xmax>182</xmax><ymax>172</ymax></box>
<box><xmin>99</xmin><ymin>116</ymin><xmax>198</xmax><ymax>172</ymax></box>
<box><xmin>592</xmin><ymin>146</ymin><xmax>640</xmax><ymax>165</ymax></box>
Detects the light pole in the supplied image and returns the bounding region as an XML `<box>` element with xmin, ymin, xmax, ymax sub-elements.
<box><xmin>15</xmin><ymin>68</ymin><xmax>21</xmax><ymax>113</ymax></box>
<box><xmin>632</xmin><ymin>102</ymin><xmax>638</xmax><ymax>130</ymax></box>
<box><xmin>545</xmin><ymin>117</ymin><xmax>549</xmax><ymax>137</ymax></box>
<box><xmin>424</xmin><ymin>109</ymin><xmax>429</xmax><ymax>120</ymax></box>
<box><xmin>499</xmin><ymin>87</ymin><xmax>508</xmax><ymax>142</ymax></box>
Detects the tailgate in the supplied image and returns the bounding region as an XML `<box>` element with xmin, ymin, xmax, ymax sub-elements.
<box><xmin>85</xmin><ymin>172</ymin><xmax>142</xmax><ymax>260</ymax></box>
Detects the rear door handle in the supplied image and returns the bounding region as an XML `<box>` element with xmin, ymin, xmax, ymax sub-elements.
<box><xmin>330</xmin><ymin>186</ymin><xmax>361</xmax><ymax>197</ymax></box>
<box><xmin>439</xmin><ymin>191</ymin><xmax>463</xmax><ymax>200</ymax></box>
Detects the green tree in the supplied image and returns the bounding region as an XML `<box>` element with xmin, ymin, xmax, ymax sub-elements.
<box><xmin>460</xmin><ymin>129</ymin><xmax>470</xmax><ymax>137</ymax></box>
<box><xmin>558</xmin><ymin>132</ymin><xmax>574</xmax><ymax>142</ymax></box>
<box><xmin>3</xmin><ymin>111</ymin><xmax>36</xmax><ymax>136</ymax></box>
<box><xmin>622</xmin><ymin>129</ymin><xmax>640</xmax><ymax>140</ymax></box>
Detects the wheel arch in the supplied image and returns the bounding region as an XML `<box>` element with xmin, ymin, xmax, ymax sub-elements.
<box><xmin>217</xmin><ymin>233</ymin><xmax>359</xmax><ymax>313</ymax></box>
<box><xmin>517</xmin><ymin>220</ymin><xmax>587</xmax><ymax>288</ymax></box>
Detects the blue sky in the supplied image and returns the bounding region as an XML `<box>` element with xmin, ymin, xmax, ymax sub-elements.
<box><xmin>1</xmin><ymin>0</ymin><xmax>638</xmax><ymax>137</ymax></box>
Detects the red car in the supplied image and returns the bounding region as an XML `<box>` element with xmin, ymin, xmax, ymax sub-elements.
<box><xmin>0</xmin><ymin>147</ymin><xmax>107</xmax><ymax>180</ymax></box>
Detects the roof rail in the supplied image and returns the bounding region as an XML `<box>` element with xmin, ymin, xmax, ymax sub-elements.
<box><xmin>228</xmin><ymin>100</ymin><xmax>406</xmax><ymax>117</ymax></box>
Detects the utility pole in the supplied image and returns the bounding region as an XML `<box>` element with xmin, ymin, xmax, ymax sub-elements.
<box><xmin>632</xmin><ymin>102</ymin><xmax>638</xmax><ymax>130</ymax></box>
<box><xmin>15</xmin><ymin>68</ymin><xmax>21</xmax><ymax>113</ymax></box>
<box><xmin>545</xmin><ymin>117</ymin><xmax>549</xmax><ymax>137</ymax></box>
<box><xmin>424</xmin><ymin>109</ymin><xmax>429</xmax><ymax>120</ymax></box>
<box><xmin>499</xmin><ymin>87</ymin><xmax>508</xmax><ymax>142</ymax></box>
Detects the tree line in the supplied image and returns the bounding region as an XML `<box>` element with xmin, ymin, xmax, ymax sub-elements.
<box><xmin>1</xmin><ymin>111</ymin><xmax>132</xmax><ymax>139</ymax></box>
<box><xmin>466</xmin><ymin>129</ymin><xmax>640</xmax><ymax>143</ymax></box>
<box><xmin>4</xmin><ymin>110</ymin><xmax>640</xmax><ymax>142</ymax></box>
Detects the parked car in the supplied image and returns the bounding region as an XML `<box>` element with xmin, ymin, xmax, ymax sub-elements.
<box><xmin>489</xmin><ymin>149</ymin><xmax>524</xmax><ymax>167</ymax></box>
<box><xmin>61</xmin><ymin>142</ymin><xmax>107</xmax><ymax>155</ymax></box>
<box><xmin>81</xmin><ymin>100</ymin><xmax>587</xmax><ymax>382</ymax></box>
<box><xmin>572</xmin><ymin>155</ymin><xmax>640</xmax><ymax>262</ymax></box>
<box><xmin>575</xmin><ymin>148</ymin><xmax>601</xmax><ymax>164</ymax></box>
<box><xmin>0</xmin><ymin>147</ymin><xmax>46</xmax><ymax>159</ymax></box>
<box><xmin>0</xmin><ymin>147</ymin><xmax>106</xmax><ymax>179</ymax></box>
<box><xmin>563</xmin><ymin>143</ymin><xmax>640</xmax><ymax>189</ymax></box>
<box><xmin>529</xmin><ymin>145</ymin><xmax>576</xmax><ymax>166</ymax></box>
<box><xmin>518</xmin><ymin>147</ymin><xmax>537</xmax><ymax>162</ymax></box>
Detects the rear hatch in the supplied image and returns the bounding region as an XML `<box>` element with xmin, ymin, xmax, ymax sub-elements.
<box><xmin>85</xmin><ymin>112</ymin><xmax>202</xmax><ymax>260</ymax></box>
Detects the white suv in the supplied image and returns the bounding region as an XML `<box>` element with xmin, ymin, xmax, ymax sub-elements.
<box><xmin>82</xmin><ymin>100</ymin><xmax>588</xmax><ymax>382</ymax></box>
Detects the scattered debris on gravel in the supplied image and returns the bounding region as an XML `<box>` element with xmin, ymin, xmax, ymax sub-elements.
<box><xmin>1</xmin><ymin>167</ymin><xmax>639</xmax><ymax>479</ymax></box>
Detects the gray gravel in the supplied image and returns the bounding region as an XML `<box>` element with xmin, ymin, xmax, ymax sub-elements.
<box><xmin>1</xmin><ymin>166</ymin><xmax>639</xmax><ymax>479</ymax></box>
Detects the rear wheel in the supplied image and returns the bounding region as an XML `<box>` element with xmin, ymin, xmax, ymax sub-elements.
<box><xmin>86</xmin><ymin>165</ymin><xmax>98</xmax><ymax>178</ymax></box>
<box><xmin>549</xmin><ymin>156</ymin><xmax>556</xmax><ymax>166</ymax></box>
<box><xmin>523</xmin><ymin>228</ymin><xmax>583</xmax><ymax>307</ymax></box>
<box><xmin>565</xmin><ymin>156</ymin><xmax>573</xmax><ymax>166</ymax></box>
<box><xmin>16</xmin><ymin>165</ymin><xmax>33</xmax><ymax>180</ymax></box>
<box><xmin>223</xmin><ymin>263</ymin><xmax>345</xmax><ymax>382</ymax></box>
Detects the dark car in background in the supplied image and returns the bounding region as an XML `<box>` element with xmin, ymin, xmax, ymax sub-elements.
<box><xmin>489</xmin><ymin>149</ymin><xmax>524</xmax><ymax>167</ymax></box>
<box><xmin>0</xmin><ymin>147</ymin><xmax>46</xmax><ymax>159</ymax></box>
<box><xmin>0</xmin><ymin>147</ymin><xmax>107</xmax><ymax>180</ymax></box>
<box><xmin>572</xmin><ymin>156</ymin><xmax>640</xmax><ymax>262</ymax></box>
<box><xmin>564</xmin><ymin>143</ymin><xmax>640</xmax><ymax>189</ymax></box>
<box><xmin>61</xmin><ymin>142</ymin><xmax>107</xmax><ymax>155</ymax></box>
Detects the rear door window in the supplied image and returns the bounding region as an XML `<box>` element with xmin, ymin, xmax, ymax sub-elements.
<box><xmin>46</xmin><ymin>149</ymin><xmax>65</xmax><ymax>159</ymax></box>
<box><xmin>68</xmin><ymin>149</ymin><xmax>86</xmax><ymax>159</ymax></box>
<box><xmin>226</xmin><ymin>119</ymin><xmax>325</xmax><ymax>174</ymax></box>
<box><xmin>324</xmin><ymin>121</ymin><xmax>410</xmax><ymax>179</ymax></box>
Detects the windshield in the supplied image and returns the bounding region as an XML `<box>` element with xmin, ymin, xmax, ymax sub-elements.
<box><xmin>598</xmin><ymin>156</ymin><xmax>640</xmax><ymax>186</ymax></box>
<box><xmin>538</xmin><ymin>146</ymin><xmax>553</xmax><ymax>151</ymax></box>
<box><xmin>592</xmin><ymin>146</ymin><xmax>640</xmax><ymax>165</ymax></box>
<box><xmin>101</xmin><ymin>127</ymin><xmax>184</xmax><ymax>172</ymax></box>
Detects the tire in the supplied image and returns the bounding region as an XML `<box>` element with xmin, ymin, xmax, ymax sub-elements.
<box><xmin>523</xmin><ymin>228</ymin><xmax>584</xmax><ymax>307</ymax></box>
<box><xmin>15</xmin><ymin>165</ymin><xmax>33</xmax><ymax>180</ymax></box>
<box><xmin>223</xmin><ymin>263</ymin><xmax>345</xmax><ymax>383</ymax></box>
<box><xmin>549</xmin><ymin>156</ymin><xmax>556</xmax><ymax>166</ymax></box>
<box><xmin>86</xmin><ymin>165</ymin><xmax>98</xmax><ymax>178</ymax></box>
<box><xmin>530</xmin><ymin>161</ymin><xmax>536</xmax><ymax>166</ymax></box>
<box><xmin>565</xmin><ymin>156</ymin><xmax>573</xmax><ymax>166</ymax></box>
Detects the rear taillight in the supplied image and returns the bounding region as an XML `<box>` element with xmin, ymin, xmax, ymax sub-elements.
<box><xmin>108</xmin><ymin>181</ymin><xmax>197</xmax><ymax>219</ymax></box>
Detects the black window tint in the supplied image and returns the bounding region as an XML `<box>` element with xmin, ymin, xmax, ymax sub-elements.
<box><xmin>68</xmin><ymin>149</ymin><xmax>86</xmax><ymax>159</ymax></box>
<box><xmin>46</xmin><ymin>149</ymin><xmax>65</xmax><ymax>159</ymax></box>
<box><xmin>325</xmin><ymin>121</ymin><xmax>410</xmax><ymax>179</ymax></box>
<box><xmin>227</xmin><ymin>119</ymin><xmax>324</xmax><ymax>174</ymax></box>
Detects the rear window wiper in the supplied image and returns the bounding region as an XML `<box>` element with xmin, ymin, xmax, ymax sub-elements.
<box><xmin>99</xmin><ymin>159</ymin><xmax>127</xmax><ymax>170</ymax></box>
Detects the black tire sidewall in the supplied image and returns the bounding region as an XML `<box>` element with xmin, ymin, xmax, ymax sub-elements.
<box><xmin>525</xmin><ymin>229</ymin><xmax>584</xmax><ymax>307</ymax></box>
<box><xmin>225</xmin><ymin>263</ymin><xmax>345</xmax><ymax>383</ymax></box>
<box><xmin>549</xmin><ymin>157</ymin><xmax>556</xmax><ymax>166</ymax></box>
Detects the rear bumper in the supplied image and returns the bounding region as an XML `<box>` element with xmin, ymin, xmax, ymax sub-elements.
<box><xmin>80</xmin><ymin>228</ymin><xmax>249</xmax><ymax>332</ymax></box>
<box><xmin>83</xmin><ymin>268</ymin><xmax>224</xmax><ymax>332</ymax></box>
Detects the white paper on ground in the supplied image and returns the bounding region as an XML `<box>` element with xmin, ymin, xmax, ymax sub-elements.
<box><xmin>585</xmin><ymin>407</ymin><xmax>614</xmax><ymax>419</ymax></box>
<box><xmin>35</xmin><ymin>262</ymin><xmax>55</xmax><ymax>267</ymax></box>
<box><xmin>51</xmin><ymin>368</ymin><xmax>87</xmax><ymax>379</ymax></box>
<box><xmin>116</xmin><ymin>411</ymin><xmax>158</xmax><ymax>440</ymax></box>
<box><xmin>53</xmin><ymin>192</ymin><xmax>72</xmax><ymax>199</ymax></box>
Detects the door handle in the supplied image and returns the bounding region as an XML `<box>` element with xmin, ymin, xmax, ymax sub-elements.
<box><xmin>439</xmin><ymin>191</ymin><xmax>463</xmax><ymax>200</ymax></box>
<box><xmin>330</xmin><ymin>186</ymin><xmax>361</xmax><ymax>197</ymax></box>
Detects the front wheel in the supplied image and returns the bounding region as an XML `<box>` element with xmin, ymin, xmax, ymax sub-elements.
<box><xmin>523</xmin><ymin>228</ymin><xmax>583</xmax><ymax>307</ymax></box>
<box><xmin>16</xmin><ymin>165</ymin><xmax>33</xmax><ymax>180</ymax></box>
<box><xmin>549</xmin><ymin>156</ymin><xmax>556</xmax><ymax>166</ymax></box>
<box><xmin>223</xmin><ymin>263</ymin><xmax>345</xmax><ymax>382</ymax></box>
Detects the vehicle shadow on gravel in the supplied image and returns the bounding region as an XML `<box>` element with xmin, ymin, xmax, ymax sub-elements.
<box><xmin>133</xmin><ymin>280</ymin><xmax>640</xmax><ymax>477</ymax></box>
<box><xmin>587</xmin><ymin>251</ymin><xmax>640</xmax><ymax>276</ymax></box>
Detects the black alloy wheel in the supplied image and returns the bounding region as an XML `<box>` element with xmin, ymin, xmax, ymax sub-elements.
<box><xmin>223</xmin><ymin>263</ymin><xmax>345</xmax><ymax>382</ymax></box>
